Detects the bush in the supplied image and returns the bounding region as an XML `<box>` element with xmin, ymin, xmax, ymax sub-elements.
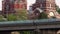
<box><xmin>0</xmin><ymin>15</ymin><xmax>5</xmax><ymax>21</ymax></box>
<box><xmin>38</xmin><ymin>12</ymin><xmax>48</xmax><ymax>19</ymax></box>
<box><xmin>57</xmin><ymin>9</ymin><xmax>60</xmax><ymax>14</ymax></box>
<box><xmin>16</xmin><ymin>9</ymin><xmax>28</xmax><ymax>20</ymax></box>
<box><xmin>7</xmin><ymin>14</ymin><xmax>17</xmax><ymax>21</ymax></box>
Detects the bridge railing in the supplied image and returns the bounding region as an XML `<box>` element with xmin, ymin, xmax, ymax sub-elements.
<box><xmin>0</xmin><ymin>19</ymin><xmax>60</xmax><ymax>34</ymax></box>
<box><xmin>0</xmin><ymin>19</ymin><xmax>60</xmax><ymax>26</ymax></box>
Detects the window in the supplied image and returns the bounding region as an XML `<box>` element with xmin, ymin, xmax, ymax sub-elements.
<box><xmin>40</xmin><ymin>4</ymin><xmax>42</xmax><ymax>7</ymax></box>
<box><xmin>5</xmin><ymin>4</ymin><xmax>10</xmax><ymax>11</ymax></box>
<box><xmin>49</xmin><ymin>12</ymin><xmax>54</xmax><ymax>16</ymax></box>
<box><xmin>50</xmin><ymin>4</ymin><xmax>51</xmax><ymax>8</ymax></box>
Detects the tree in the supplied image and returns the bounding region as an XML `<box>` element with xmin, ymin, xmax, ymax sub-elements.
<box><xmin>38</xmin><ymin>12</ymin><xmax>48</xmax><ymax>19</ymax></box>
<box><xmin>7</xmin><ymin>14</ymin><xmax>17</xmax><ymax>21</ymax></box>
<box><xmin>0</xmin><ymin>15</ymin><xmax>6</xmax><ymax>21</ymax></box>
<box><xmin>55</xmin><ymin>5</ymin><xmax>59</xmax><ymax>11</ymax></box>
<box><xmin>55</xmin><ymin>4</ymin><xmax>60</xmax><ymax>14</ymax></box>
<box><xmin>16</xmin><ymin>9</ymin><xmax>28</xmax><ymax>20</ymax></box>
<box><xmin>57</xmin><ymin>9</ymin><xmax>60</xmax><ymax>14</ymax></box>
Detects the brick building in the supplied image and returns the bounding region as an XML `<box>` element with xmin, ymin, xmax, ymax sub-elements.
<box><xmin>14</xmin><ymin>0</ymin><xmax>27</xmax><ymax>20</ymax></box>
<box><xmin>14</xmin><ymin>0</ymin><xmax>27</xmax><ymax>10</ymax></box>
<box><xmin>2</xmin><ymin>0</ymin><xmax>15</xmax><ymax>15</ymax></box>
<box><xmin>32</xmin><ymin>0</ymin><xmax>57</xmax><ymax>18</ymax></box>
<box><xmin>2</xmin><ymin>0</ymin><xmax>27</xmax><ymax>14</ymax></box>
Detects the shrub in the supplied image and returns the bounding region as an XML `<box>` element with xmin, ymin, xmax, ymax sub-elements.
<box><xmin>0</xmin><ymin>15</ymin><xmax>6</xmax><ymax>21</ymax></box>
<box><xmin>38</xmin><ymin>12</ymin><xmax>48</xmax><ymax>19</ymax></box>
<box><xmin>7</xmin><ymin>14</ymin><xmax>17</xmax><ymax>21</ymax></box>
<box><xmin>16</xmin><ymin>9</ymin><xmax>28</xmax><ymax>20</ymax></box>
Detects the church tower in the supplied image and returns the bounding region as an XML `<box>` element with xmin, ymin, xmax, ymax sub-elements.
<box><xmin>14</xmin><ymin>0</ymin><xmax>27</xmax><ymax>10</ymax></box>
<box><xmin>36</xmin><ymin>0</ymin><xmax>56</xmax><ymax>14</ymax></box>
<box><xmin>2</xmin><ymin>0</ymin><xmax>27</xmax><ymax>14</ymax></box>
<box><xmin>45</xmin><ymin>0</ymin><xmax>56</xmax><ymax>15</ymax></box>
<box><xmin>32</xmin><ymin>0</ymin><xmax>57</xmax><ymax>18</ymax></box>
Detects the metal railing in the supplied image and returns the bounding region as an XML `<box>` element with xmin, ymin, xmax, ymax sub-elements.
<box><xmin>0</xmin><ymin>19</ymin><xmax>60</xmax><ymax>34</ymax></box>
<box><xmin>0</xmin><ymin>19</ymin><xmax>60</xmax><ymax>24</ymax></box>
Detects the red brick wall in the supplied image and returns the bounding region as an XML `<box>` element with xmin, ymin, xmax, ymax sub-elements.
<box><xmin>32</xmin><ymin>0</ymin><xmax>56</xmax><ymax>14</ymax></box>
<box><xmin>14</xmin><ymin>0</ymin><xmax>27</xmax><ymax>9</ymax></box>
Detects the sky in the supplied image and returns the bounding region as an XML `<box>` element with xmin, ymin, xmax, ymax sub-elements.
<box><xmin>0</xmin><ymin>0</ymin><xmax>60</xmax><ymax>10</ymax></box>
<box><xmin>55</xmin><ymin>0</ymin><xmax>60</xmax><ymax>8</ymax></box>
<box><xmin>0</xmin><ymin>0</ymin><xmax>2</xmax><ymax>10</ymax></box>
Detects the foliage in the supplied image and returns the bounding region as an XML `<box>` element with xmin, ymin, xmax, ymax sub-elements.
<box><xmin>55</xmin><ymin>5</ymin><xmax>59</xmax><ymax>11</ymax></box>
<box><xmin>23</xmin><ymin>31</ymin><xmax>30</xmax><ymax>34</ymax></box>
<box><xmin>57</xmin><ymin>9</ymin><xmax>60</xmax><ymax>14</ymax></box>
<box><xmin>16</xmin><ymin>9</ymin><xmax>28</xmax><ymax>20</ymax></box>
<box><xmin>7</xmin><ymin>14</ymin><xmax>17</xmax><ymax>21</ymax></box>
<box><xmin>55</xmin><ymin>4</ymin><xmax>60</xmax><ymax>14</ymax></box>
<box><xmin>0</xmin><ymin>15</ymin><xmax>6</xmax><ymax>21</ymax></box>
<box><xmin>19</xmin><ymin>31</ymin><xmax>35</xmax><ymax>34</ymax></box>
<box><xmin>38</xmin><ymin>12</ymin><xmax>48</xmax><ymax>19</ymax></box>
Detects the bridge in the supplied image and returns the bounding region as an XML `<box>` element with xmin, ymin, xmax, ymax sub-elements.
<box><xmin>0</xmin><ymin>19</ymin><xmax>60</xmax><ymax>34</ymax></box>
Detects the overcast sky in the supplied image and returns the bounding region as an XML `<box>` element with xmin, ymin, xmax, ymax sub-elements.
<box><xmin>55</xmin><ymin>0</ymin><xmax>60</xmax><ymax>8</ymax></box>
<box><xmin>0</xmin><ymin>0</ymin><xmax>2</xmax><ymax>10</ymax></box>
<box><xmin>0</xmin><ymin>0</ymin><xmax>60</xmax><ymax>10</ymax></box>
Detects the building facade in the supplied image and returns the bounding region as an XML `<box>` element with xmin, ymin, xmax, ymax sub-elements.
<box><xmin>2</xmin><ymin>0</ymin><xmax>27</xmax><ymax>14</ymax></box>
<box><xmin>14</xmin><ymin>0</ymin><xmax>27</xmax><ymax>10</ymax></box>
<box><xmin>2</xmin><ymin>0</ymin><xmax>14</xmax><ymax>14</ymax></box>
<box><xmin>32</xmin><ymin>0</ymin><xmax>57</xmax><ymax>18</ymax></box>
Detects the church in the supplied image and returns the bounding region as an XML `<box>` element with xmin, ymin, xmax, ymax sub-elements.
<box><xmin>31</xmin><ymin>0</ymin><xmax>60</xmax><ymax>19</ymax></box>
<box><xmin>2</xmin><ymin>0</ymin><xmax>27</xmax><ymax>14</ymax></box>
